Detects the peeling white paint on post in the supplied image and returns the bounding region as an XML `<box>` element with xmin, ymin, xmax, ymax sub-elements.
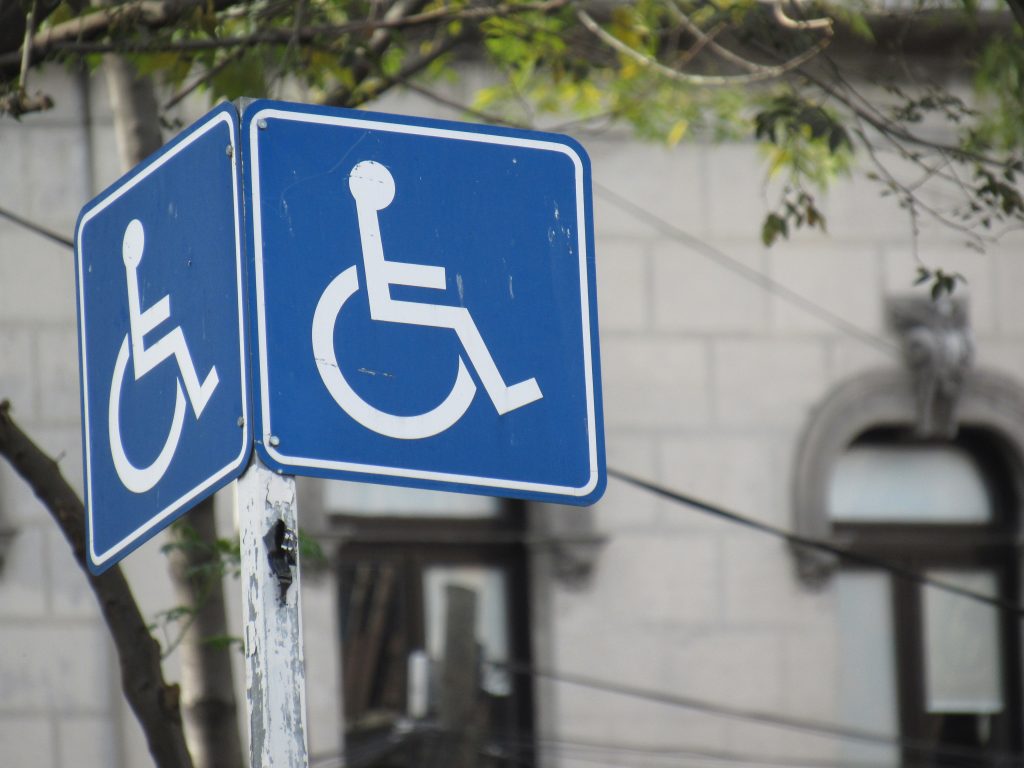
<box><xmin>237</xmin><ymin>456</ymin><xmax>309</xmax><ymax>767</ymax></box>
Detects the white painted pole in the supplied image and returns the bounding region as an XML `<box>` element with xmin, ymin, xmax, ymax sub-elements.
<box><xmin>237</xmin><ymin>456</ymin><xmax>309</xmax><ymax>767</ymax></box>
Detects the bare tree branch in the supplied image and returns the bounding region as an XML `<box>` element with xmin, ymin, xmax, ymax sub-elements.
<box><xmin>1003</xmin><ymin>0</ymin><xmax>1024</xmax><ymax>28</ymax></box>
<box><xmin>324</xmin><ymin>29</ymin><xmax>465</xmax><ymax>108</ymax></box>
<box><xmin>162</xmin><ymin>49</ymin><xmax>242</xmax><ymax>112</ymax></box>
<box><xmin>575</xmin><ymin>6</ymin><xmax>832</xmax><ymax>87</ymax></box>
<box><xmin>770</xmin><ymin>1</ymin><xmax>832</xmax><ymax>31</ymax></box>
<box><xmin>799</xmin><ymin>64</ymin><xmax>1010</xmax><ymax>170</ymax></box>
<box><xmin>0</xmin><ymin>401</ymin><xmax>193</xmax><ymax>768</ymax></box>
<box><xmin>18</xmin><ymin>0</ymin><xmax>38</xmax><ymax>90</ymax></box>
<box><xmin>665</xmin><ymin>0</ymin><xmax>830</xmax><ymax>74</ymax></box>
<box><xmin>399</xmin><ymin>78</ymin><xmax>529</xmax><ymax>127</ymax></box>
<box><xmin>1</xmin><ymin>0</ymin><xmax>568</xmax><ymax>68</ymax></box>
<box><xmin>326</xmin><ymin>0</ymin><xmax>429</xmax><ymax>107</ymax></box>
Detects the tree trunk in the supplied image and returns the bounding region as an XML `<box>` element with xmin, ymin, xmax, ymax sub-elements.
<box><xmin>167</xmin><ymin>501</ymin><xmax>245</xmax><ymax>768</ymax></box>
<box><xmin>0</xmin><ymin>402</ymin><xmax>194</xmax><ymax>768</ymax></box>
<box><xmin>102</xmin><ymin>57</ymin><xmax>244</xmax><ymax>768</ymax></box>
<box><xmin>103</xmin><ymin>55</ymin><xmax>163</xmax><ymax>167</ymax></box>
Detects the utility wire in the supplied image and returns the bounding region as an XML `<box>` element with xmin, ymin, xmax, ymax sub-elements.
<box><xmin>486</xmin><ymin>732</ymin><xmax>903</xmax><ymax>768</ymax></box>
<box><xmin>0</xmin><ymin>204</ymin><xmax>74</xmax><ymax>249</ymax></box>
<box><xmin>491</xmin><ymin>660</ymin><xmax>1024</xmax><ymax>767</ymax></box>
<box><xmin>593</xmin><ymin>182</ymin><xmax>900</xmax><ymax>357</ymax></box>
<box><xmin>0</xmin><ymin>160</ymin><xmax>905</xmax><ymax>362</ymax></box>
<box><xmin>608</xmin><ymin>467</ymin><xmax>1024</xmax><ymax>618</ymax></box>
<box><xmin>314</xmin><ymin>707</ymin><xmax>1019</xmax><ymax>768</ymax></box>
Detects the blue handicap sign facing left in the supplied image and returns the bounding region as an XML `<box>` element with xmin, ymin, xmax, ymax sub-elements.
<box><xmin>75</xmin><ymin>104</ymin><xmax>251</xmax><ymax>574</ymax></box>
<box><xmin>244</xmin><ymin>100</ymin><xmax>605</xmax><ymax>504</ymax></box>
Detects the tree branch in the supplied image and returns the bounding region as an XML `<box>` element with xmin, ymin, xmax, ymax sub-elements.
<box><xmin>1003</xmin><ymin>0</ymin><xmax>1024</xmax><ymax>28</ymax></box>
<box><xmin>0</xmin><ymin>401</ymin><xmax>193</xmax><ymax>768</ymax></box>
<box><xmin>328</xmin><ymin>0</ymin><xmax>428</xmax><ymax>107</ymax></box>
<box><xmin>665</xmin><ymin>0</ymin><xmax>829</xmax><ymax>74</ymax></box>
<box><xmin>1</xmin><ymin>0</ymin><xmax>568</xmax><ymax>68</ymax></box>
<box><xmin>323</xmin><ymin>28</ymin><xmax>465</xmax><ymax>108</ymax></box>
<box><xmin>575</xmin><ymin>6</ymin><xmax>832</xmax><ymax>87</ymax></box>
<box><xmin>799</xmin><ymin>63</ymin><xmax>1011</xmax><ymax>170</ymax></box>
<box><xmin>167</xmin><ymin>503</ymin><xmax>244</xmax><ymax>768</ymax></box>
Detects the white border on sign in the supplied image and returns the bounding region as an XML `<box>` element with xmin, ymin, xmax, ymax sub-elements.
<box><xmin>249</xmin><ymin>107</ymin><xmax>600</xmax><ymax>497</ymax></box>
<box><xmin>77</xmin><ymin>109</ymin><xmax>249</xmax><ymax>569</ymax></box>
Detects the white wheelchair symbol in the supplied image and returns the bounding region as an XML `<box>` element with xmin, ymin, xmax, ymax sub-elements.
<box><xmin>108</xmin><ymin>219</ymin><xmax>220</xmax><ymax>493</ymax></box>
<box><xmin>311</xmin><ymin>160</ymin><xmax>542</xmax><ymax>440</ymax></box>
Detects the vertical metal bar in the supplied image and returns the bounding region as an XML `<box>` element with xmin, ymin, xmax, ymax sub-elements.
<box><xmin>238</xmin><ymin>456</ymin><xmax>309</xmax><ymax>767</ymax></box>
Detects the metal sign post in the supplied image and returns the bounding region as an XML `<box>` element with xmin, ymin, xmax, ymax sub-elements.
<box><xmin>237</xmin><ymin>456</ymin><xmax>309</xmax><ymax>766</ymax></box>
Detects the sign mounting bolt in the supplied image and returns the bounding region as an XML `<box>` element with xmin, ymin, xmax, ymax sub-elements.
<box><xmin>226</xmin><ymin>145</ymin><xmax>233</xmax><ymax>158</ymax></box>
<box><xmin>268</xmin><ymin>435</ymin><xmax>280</xmax><ymax>446</ymax></box>
<box><xmin>257</xmin><ymin>119</ymin><xmax>268</xmax><ymax>130</ymax></box>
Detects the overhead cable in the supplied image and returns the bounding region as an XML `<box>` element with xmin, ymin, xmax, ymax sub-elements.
<box><xmin>0</xmin><ymin>204</ymin><xmax>74</xmax><ymax>248</ymax></box>
<box><xmin>593</xmin><ymin>182</ymin><xmax>900</xmax><ymax>357</ymax></box>
<box><xmin>608</xmin><ymin>467</ymin><xmax>1024</xmax><ymax>618</ymax></box>
<box><xmin>492</xmin><ymin>660</ymin><xmax>1024</xmax><ymax>767</ymax></box>
<box><xmin>486</xmin><ymin>732</ymin><xmax>902</xmax><ymax>768</ymax></box>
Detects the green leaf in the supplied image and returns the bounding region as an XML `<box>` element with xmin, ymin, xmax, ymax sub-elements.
<box><xmin>761</xmin><ymin>213</ymin><xmax>786</xmax><ymax>246</ymax></box>
<box><xmin>666</xmin><ymin>118</ymin><xmax>688</xmax><ymax>146</ymax></box>
<box><xmin>201</xmin><ymin>634</ymin><xmax>243</xmax><ymax>651</ymax></box>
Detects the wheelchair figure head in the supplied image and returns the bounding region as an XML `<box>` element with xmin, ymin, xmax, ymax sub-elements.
<box><xmin>349</xmin><ymin>161</ymin><xmax>395</xmax><ymax>211</ymax></box>
<box><xmin>122</xmin><ymin>219</ymin><xmax>145</xmax><ymax>268</ymax></box>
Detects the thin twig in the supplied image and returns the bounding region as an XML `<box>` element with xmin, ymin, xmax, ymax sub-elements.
<box><xmin>576</xmin><ymin>6</ymin><xmax>831</xmax><ymax>87</ymax></box>
<box><xmin>771</xmin><ymin>0</ymin><xmax>832</xmax><ymax>31</ymax></box>
<box><xmin>19</xmin><ymin>0</ymin><xmax>39</xmax><ymax>91</ymax></box>
<box><xmin>854</xmin><ymin>124</ymin><xmax>988</xmax><ymax>249</ymax></box>
<box><xmin>399</xmin><ymin>78</ymin><xmax>531</xmax><ymax>128</ymax></box>
<box><xmin>329</xmin><ymin>30</ymin><xmax>465</xmax><ymax>108</ymax></box>
<box><xmin>676</xmin><ymin>21</ymin><xmax>724</xmax><ymax>66</ymax></box>
<box><xmin>6</xmin><ymin>0</ymin><xmax>568</xmax><ymax>67</ymax></box>
<box><xmin>162</xmin><ymin>49</ymin><xmax>243</xmax><ymax>111</ymax></box>
<box><xmin>665</xmin><ymin>0</ymin><xmax>825</xmax><ymax>75</ymax></box>
<box><xmin>799</xmin><ymin>64</ymin><xmax>1008</xmax><ymax>169</ymax></box>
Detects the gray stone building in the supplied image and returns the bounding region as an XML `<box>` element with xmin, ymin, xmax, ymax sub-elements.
<box><xmin>2</xmin><ymin>60</ymin><xmax>1024</xmax><ymax>767</ymax></box>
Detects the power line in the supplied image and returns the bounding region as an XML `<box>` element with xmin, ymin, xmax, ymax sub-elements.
<box><xmin>592</xmin><ymin>182</ymin><xmax>901</xmax><ymax>357</ymax></box>
<box><xmin>0</xmin><ymin>204</ymin><xmax>74</xmax><ymax>249</ymax></box>
<box><xmin>487</xmin><ymin>733</ymin><xmax>902</xmax><ymax>768</ymax></box>
<box><xmin>492</xmin><ymin>660</ymin><xmax>1024</xmax><ymax>767</ymax></box>
<box><xmin>0</xmin><ymin>136</ymin><xmax>903</xmax><ymax>367</ymax></box>
<box><xmin>608</xmin><ymin>466</ymin><xmax>1024</xmax><ymax>618</ymax></box>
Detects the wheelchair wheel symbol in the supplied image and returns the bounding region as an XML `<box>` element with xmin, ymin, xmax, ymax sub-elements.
<box><xmin>311</xmin><ymin>266</ymin><xmax>477</xmax><ymax>440</ymax></box>
<box><xmin>108</xmin><ymin>335</ymin><xmax>187</xmax><ymax>493</ymax></box>
<box><xmin>311</xmin><ymin>161</ymin><xmax>542</xmax><ymax>441</ymax></box>
<box><xmin>107</xmin><ymin>218</ymin><xmax>220</xmax><ymax>492</ymax></box>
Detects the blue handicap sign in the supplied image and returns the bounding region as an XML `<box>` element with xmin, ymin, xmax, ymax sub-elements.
<box><xmin>243</xmin><ymin>100</ymin><xmax>605</xmax><ymax>504</ymax></box>
<box><xmin>75</xmin><ymin>104</ymin><xmax>251</xmax><ymax>574</ymax></box>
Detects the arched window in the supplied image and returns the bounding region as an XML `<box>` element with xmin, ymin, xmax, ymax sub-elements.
<box><xmin>793</xmin><ymin>300</ymin><xmax>1024</xmax><ymax>765</ymax></box>
<box><xmin>828</xmin><ymin>426</ymin><xmax>1021</xmax><ymax>764</ymax></box>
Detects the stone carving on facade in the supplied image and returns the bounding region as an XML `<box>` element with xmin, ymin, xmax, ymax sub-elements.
<box><xmin>792</xmin><ymin>296</ymin><xmax>977</xmax><ymax>589</ymax></box>
<box><xmin>888</xmin><ymin>296</ymin><xmax>974</xmax><ymax>439</ymax></box>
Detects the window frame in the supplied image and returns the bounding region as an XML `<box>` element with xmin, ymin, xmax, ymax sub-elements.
<box><xmin>793</xmin><ymin>367</ymin><xmax>1024</xmax><ymax>763</ymax></box>
<box><xmin>331</xmin><ymin>499</ymin><xmax>536</xmax><ymax>756</ymax></box>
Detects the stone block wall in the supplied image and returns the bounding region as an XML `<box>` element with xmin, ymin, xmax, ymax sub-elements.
<box><xmin>533</xmin><ymin>132</ymin><xmax>1024</xmax><ymax>765</ymax></box>
<box><xmin>2</xmin><ymin>65</ymin><xmax>1023</xmax><ymax>768</ymax></box>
